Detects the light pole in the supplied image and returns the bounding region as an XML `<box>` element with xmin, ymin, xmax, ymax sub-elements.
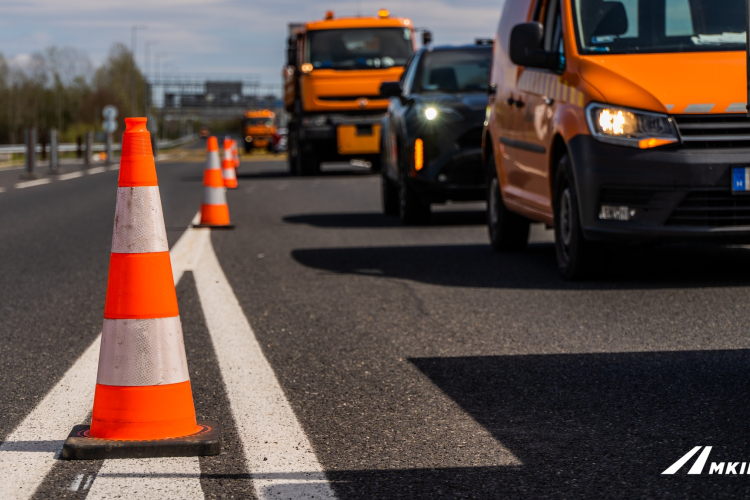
<box><xmin>131</xmin><ymin>25</ymin><xmax>147</xmax><ymax>116</ymax></box>
<box><xmin>144</xmin><ymin>40</ymin><xmax>159</xmax><ymax>116</ymax></box>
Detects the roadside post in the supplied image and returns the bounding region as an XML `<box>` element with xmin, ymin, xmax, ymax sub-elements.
<box><xmin>102</xmin><ymin>105</ymin><xmax>118</xmax><ymax>165</ymax></box>
<box><xmin>747</xmin><ymin>0</ymin><xmax>749</xmax><ymax>116</ymax></box>
<box><xmin>49</xmin><ymin>129</ymin><xmax>59</xmax><ymax>174</ymax></box>
<box><xmin>84</xmin><ymin>130</ymin><xmax>93</xmax><ymax>167</ymax></box>
<box><xmin>22</xmin><ymin>127</ymin><xmax>37</xmax><ymax>180</ymax></box>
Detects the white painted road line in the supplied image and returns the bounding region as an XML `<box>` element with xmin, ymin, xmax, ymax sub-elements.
<box><xmin>108</xmin><ymin>165</ymin><xmax>119</xmax><ymax>171</ymax></box>
<box><xmin>0</xmin><ymin>220</ymin><xmax>201</xmax><ymax>500</ymax></box>
<box><xmin>0</xmin><ymin>336</ymin><xmax>100</xmax><ymax>500</ymax></box>
<box><xmin>0</xmin><ymin>187</ymin><xmax>6</xmax><ymax>193</ymax></box>
<box><xmin>87</xmin><ymin>167</ymin><xmax>107</xmax><ymax>175</ymax></box>
<box><xmin>59</xmin><ymin>171</ymin><xmax>83</xmax><ymax>181</ymax></box>
<box><xmin>193</xmin><ymin>229</ymin><xmax>337</xmax><ymax>499</ymax></box>
<box><xmin>15</xmin><ymin>178</ymin><xmax>51</xmax><ymax>189</ymax></box>
<box><xmin>86</xmin><ymin>457</ymin><xmax>203</xmax><ymax>500</ymax></box>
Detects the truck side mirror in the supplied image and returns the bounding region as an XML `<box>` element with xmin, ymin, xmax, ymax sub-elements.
<box><xmin>509</xmin><ymin>22</ymin><xmax>561</xmax><ymax>71</ymax></box>
<box><xmin>380</xmin><ymin>81</ymin><xmax>403</xmax><ymax>99</ymax></box>
<box><xmin>286</xmin><ymin>38</ymin><xmax>297</xmax><ymax>67</ymax></box>
<box><xmin>422</xmin><ymin>30</ymin><xmax>432</xmax><ymax>46</ymax></box>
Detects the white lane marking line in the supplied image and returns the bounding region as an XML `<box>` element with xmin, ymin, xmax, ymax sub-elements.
<box><xmin>108</xmin><ymin>165</ymin><xmax>120</xmax><ymax>171</ymax></box>
<box><xmin>0</xmin><ymin>335</ymin><xmax>100</xmax><ymax>500</ymax></box>
<box><xmin>0</xmin><ymin>187</ymin><xmax>6</xmax><ymax>193</ymax></box>
<box><xmin>86</xmin><ymin>457</ymin><xmax>203</xmax><ymax>500</ymax></box>
<box><xmin>15</xmin><ymin>178</ymin><xmax>51</xmax><ymax>189</ymax></box>
<box><xmin>0</xmin><ymin>218</ymin><xmax>201</xmax><ymax>500</ymax></box>
<box><xmin>88</xmin><ymin>167</ymin><xmax>107</xmax><ymax>175</ymax></box>
<box><xmin>59</xmin><ymin>171</ymin><xmax>84</xmax><ymax>181</ymax></box>
<box><xmin>193</xmin><ymin>230</ymin><xmax>337</xmax><ymax>499</ymax></box>
<box><xmin>69</xmin><ymin>474</ymin><xmax>84</xmax><ymax>492</ymax></box>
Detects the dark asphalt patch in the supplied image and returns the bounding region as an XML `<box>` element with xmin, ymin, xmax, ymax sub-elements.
<box><xmin>177</xmin><ymin>272</ymin><xmax>258</xmax><ymax>500</ymax></box>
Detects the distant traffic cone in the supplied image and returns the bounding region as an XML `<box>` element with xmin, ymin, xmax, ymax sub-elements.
<box><xmin>194</xmin><ymin>136</ymin><xmax>234</xmax><ymax>228</ymax></box>
<box><xmin>222</xmin><ymin>138</ymin><xmax>238</xmax><ymax>189</ymax></box>
<box><xmin>62</xmin><ymin>117</ymin><xmax>220</xmax><ymax>460</ymax></box>
<box><xmin>231</xmin><ymin>140</ymin><xmax>240</xmax><ymax>169</ymax></box>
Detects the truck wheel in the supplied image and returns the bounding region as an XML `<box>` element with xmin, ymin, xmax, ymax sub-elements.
<box><xmin>288</xmin><ymin>129</ymin><xmax>300</xmax><ymax>175</ymax></box>
<box><xmin>553</xmin><ymin>153</ymin><xmax>603</xmax><ymax>280</ymax></box>
<box><xmin>487</xmin><ymin>153</ymin><xmax>530</xmax><ymax>252</ymax></box>
<box><xmin>299</xmin><ymin>151</ymin><xmax>320</xmax><ymax>176</ymax></box>
<box><xmin>399</xmin><ymin>172</ymin><xmax>430</xmax><ymax>225</ymax></box>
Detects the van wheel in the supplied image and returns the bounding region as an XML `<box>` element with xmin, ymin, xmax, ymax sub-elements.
<box><xmin>487</xmin><ymin>154</ymin><xmax>529</xmax><ymax>252</ymax></box>
<box><xmin>399</xmin><ymin>172</ymin><xmax>430</xmax><ymax>225</ymax></box>
<box><xmin>554</xmin><ymin>153</ymin><xmax>603</xmax><ymax>280</ymax></box>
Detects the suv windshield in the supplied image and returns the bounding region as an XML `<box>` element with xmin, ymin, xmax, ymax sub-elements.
<box><xmin>307</xmin><ymin>28</ymin><xmax>413</xmax><ymax>70</ymax></box>
<box><xmin>415</xmin><ymin>49</ymin><xmax>492</xmax><ymax>93</ymax></box>
<box><xmin>573</xmin><ymin>0</ymin><xmax>746</xmax><ymax>54</ymax></box>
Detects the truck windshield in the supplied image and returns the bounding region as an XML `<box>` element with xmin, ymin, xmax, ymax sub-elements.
<box><xmin>573</xmin><ymin>0</ymin><xmax>746</xmax><ymax>54</ymax></box>
<box><xmin>416</xmin><ymin>49</ymin><xmax>492</xmax><ymax>93</ymax></box>
<box><xmin>246</xmin><ymin>118</ymin><xmax>273</xmax><ymax>127</ymax></box>
<box><xmin>307</xmin><ymin>28</ymin><xmax>413</xmax><ymax>70</ymax></box>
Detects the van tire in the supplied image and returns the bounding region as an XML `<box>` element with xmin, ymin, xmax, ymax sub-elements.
<box><xmin>487</xmin><ymin>154</ymin><xmax>530</xmax><ymax>252</ymax></box>
<box><xmin>553</xmin><ymin>153</ymin><xmax>603</xmax><ymax>280</ymax></box>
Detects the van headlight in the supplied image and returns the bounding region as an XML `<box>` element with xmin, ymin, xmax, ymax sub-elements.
<box><xmin>586</xmin><ymin>103</ymin><xmax>678</xmax><ymax>149</ymax></box>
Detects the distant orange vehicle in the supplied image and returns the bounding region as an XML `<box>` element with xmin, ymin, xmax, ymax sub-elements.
<box><xmin>284</xmin><ymin>10</ymin><xmax>422</xmax><ymax>175</ymax></box>
<box><xmin>486</xmin><ymin>0</ymin><xmax>748</xmax><ymax>279</ymax></box>
<box><xmin>243</xmin><ymin>109</ymin><xmax>277</xmax><ymax>152</ymax></box>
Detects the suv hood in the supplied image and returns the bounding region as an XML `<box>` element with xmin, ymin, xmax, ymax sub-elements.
<box><xmin>579</xmin><ymin>51</ymin><xmax>746</xmax><ymax>115</ymax></box>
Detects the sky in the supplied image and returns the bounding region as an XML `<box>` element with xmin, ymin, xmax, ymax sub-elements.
<box><xmin>0</xmin><ymin>0</ymin><xmax>502</xmax><ymax>95</ymax></box>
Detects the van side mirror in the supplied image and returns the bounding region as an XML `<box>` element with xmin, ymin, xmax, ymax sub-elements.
<box><xmin>380</xmin><ymin>81</ymin><xmax>403</xmax><ymax>99</ymax></box>
<box><xmin>509</xmin><ymin>22</ymin><xmax>561</xmax><ymax>71</ymax></box>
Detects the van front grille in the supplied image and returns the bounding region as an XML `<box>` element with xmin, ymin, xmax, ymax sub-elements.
<box><xmin>666</xmin><ymin>189</ymin><xmax>750</xmax><ymax>227</ymax></box>
<box><xmin>673</xmin><ymin>114</ymin><xmax>750</xmax><ymax>149</ymax></box>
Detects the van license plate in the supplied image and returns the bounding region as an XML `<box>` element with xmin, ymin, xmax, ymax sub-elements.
<box><xmin>732</xmin><ymin>167</ymin><xmax>750</xmax><ymax>193</ymax></box>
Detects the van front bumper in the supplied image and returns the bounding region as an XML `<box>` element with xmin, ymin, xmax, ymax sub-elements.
<box><xmin>567</xmin><ymin>135</ymin><xmax>750</xmax><ymax>243</ymax></box>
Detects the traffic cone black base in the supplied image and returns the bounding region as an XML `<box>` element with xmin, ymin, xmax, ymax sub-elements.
<box><xmin>192</xmin><ymin>223</ymin><xmax>235</xmax><ymax>229</ymax></box>
<box><xmin>62</xmin><ymin>421</ymin><xmax>221</xmax><ymax>460</ymax></box>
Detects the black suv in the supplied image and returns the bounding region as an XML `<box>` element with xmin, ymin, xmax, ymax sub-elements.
<box><xmin>379</xmin><ymin>42</ymin><xmax>492</xmax><ymax>224</ymax></box>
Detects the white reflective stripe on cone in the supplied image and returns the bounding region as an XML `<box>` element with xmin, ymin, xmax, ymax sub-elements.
<box><xmin>97</xmin><ymin>316</ymin><xmax>190</xmax><ymax>386</ymax></box>
<box><xmin>111</xmin><ymin>187</ymin><xmax>170</xmax><ymax>254</ymax></box>
<box><xmin>222</xmin><ymin>168</ymin><xmax>237</xmax><ymax>180</ymax></box>
<box><xmin>203</xmin><ymin>186</ymin><xmax>227</xmax><ymax>205</ymax></box>
<box><xmin>206</xmin><ymin>151</ymin><xmax>221</xmax><ymax>170</ymax></box>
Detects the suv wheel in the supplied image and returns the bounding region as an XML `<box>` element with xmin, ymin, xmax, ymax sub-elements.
<box><xmin>381</xmin><ymin>146</ymin><xmax>399</xmax><ymax>216</ymax></box>
<box><xmin>399</xmin><ymin>172</ymin><xmax>430</xmax><ymax>225</ymax></box>
<box><xmin>487</xmin><ymin>153</ymin><xmax>530</xmax><ymax>251</ymax></box>
<box><xmin>553</xmin><ymin>153</ymin><xmax>603</xmax><ymax>280</ymax></box>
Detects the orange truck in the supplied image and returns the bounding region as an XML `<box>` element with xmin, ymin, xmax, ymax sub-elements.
<box><xmin>243</xmin><ymin>109</ymin><xmax>277</xmax><ymax>152</ymax></box>
<box><xmin>485</xmin><ymin>0</ymin><xmax>749</xmax><ymax>279</ymax></box>
<box><xmin>284</xmin><ymin>10</ymin><xmax>422</xmax><ymax>175</ymax></box>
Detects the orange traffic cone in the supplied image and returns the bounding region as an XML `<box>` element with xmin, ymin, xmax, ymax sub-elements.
<box><xmin>222</xmin><ymin>137</ymin><xmax>238</xmax><ymax>189</ymax></box>
<box><xmin>62</xmin><ymin>118</ymin><xmax>220</xmax><ymax>460</ymax></box>
<box><xmin>231</xmin><ymin>140</ymin><xmax>240</xmax><ymax>169</ymax></box>
<box><xmin>194</xmin><ymin>136</ymin><xmax>234</xmax><ymax>229</ymax></box>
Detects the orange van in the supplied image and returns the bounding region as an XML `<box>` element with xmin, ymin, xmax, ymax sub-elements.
<box><xmin>485</xmin><ymin>0</ymin><xmax>748</xmax><ymax>279</ymax></box>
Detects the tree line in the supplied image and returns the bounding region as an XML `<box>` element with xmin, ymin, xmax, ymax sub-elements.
<box><xmin>0</xmin><ymin>43</ymin><xmax>147</xmax><ymax>144</ymax></box>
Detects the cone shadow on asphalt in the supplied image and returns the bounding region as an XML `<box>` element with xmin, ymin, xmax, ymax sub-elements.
<box><xmin>291</xmin><ymin>243</ymin><xmax>750</xmax><ymax>290</ymax></box>
<box><xmin>405</xmin><ymin>351</ymin><xmax>750</xmax><ymax>499</ymax></box>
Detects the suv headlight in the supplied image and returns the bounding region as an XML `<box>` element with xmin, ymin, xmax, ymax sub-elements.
<box><xmin>586</xmin><ymin>103</ymin><xmax>678</xmax><ymax>149</ymax></box>
<box><xmin>416</xmin><ymin>104</ymin><xmax>463</xmax><ymax>124</ymax></box>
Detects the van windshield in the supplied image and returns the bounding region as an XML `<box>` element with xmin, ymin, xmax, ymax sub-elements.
<box><xmin>573</xmin><ymin>0</ymin><xmax>746</xmax><ymax>54</ymax></box>
<box><xmin>246</xmin><ymin>118</ymin><xmax>273</xmax><ymax>127</ymax></box>
<box><xmin>307</xmin><ymin>28</ymin><xmax>413</xmax><ymax>70</ymax></box>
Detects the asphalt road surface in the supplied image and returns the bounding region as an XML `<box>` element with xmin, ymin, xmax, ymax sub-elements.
<box><xmin>2</xmin><ymin>157</ymin><xmax>750</xmax><ymax>499</ymax></box>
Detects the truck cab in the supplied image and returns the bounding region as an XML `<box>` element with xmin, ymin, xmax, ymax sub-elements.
<box><xmin>243</xmin><ymin>109</ymin><xmax>277</xmax><ymax>152</ymax></box>
<box><xmin>284</xmin><ymin>10</ymin><xmax>418</xmax><ymax>175</ymax></box>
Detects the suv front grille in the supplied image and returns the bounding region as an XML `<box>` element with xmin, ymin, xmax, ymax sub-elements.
<box><xmin>456</xmin><ymin>127</ymin><xmax>483</xmax><ymax>150</ymax></box>
<box><xmin>673</xmin><ymin>114</ymin><xmax>750</xmax><ymax>149</ymax></box>
<box><xmin>598</xmin><ymin>187</ymin><xmax>656</xmax><ymax>211</ymax></box>
<box><xmin>666</xmin><ymin>189</ymin><xmax>750</xmax><ymax>227</ymax></box>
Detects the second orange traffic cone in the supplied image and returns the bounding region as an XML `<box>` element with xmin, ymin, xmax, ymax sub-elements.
<box><xmin>231</xmin><ymin>140</ymin><xmax>240</xmax><ymax>169</ymax></box>
<box><xmin>194</xmin><ymin>136</ymin><xmax>233</xmax><ymax>229</ymax></box>
<box><xmin>222</xmin><ymin>137</ymin><xmax>238</xmax><ymax>189</ymax></box>
<box><xmin>61</xmin><ymin>117</ymin><xmax>221</xmax><ymax>460</ymax></box>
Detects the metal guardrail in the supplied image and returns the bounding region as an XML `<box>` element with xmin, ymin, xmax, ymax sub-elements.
<box><xmin>0</xmin><ymin>135</ymin><xmax>197</xmax><ymax>154</ymax></box>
